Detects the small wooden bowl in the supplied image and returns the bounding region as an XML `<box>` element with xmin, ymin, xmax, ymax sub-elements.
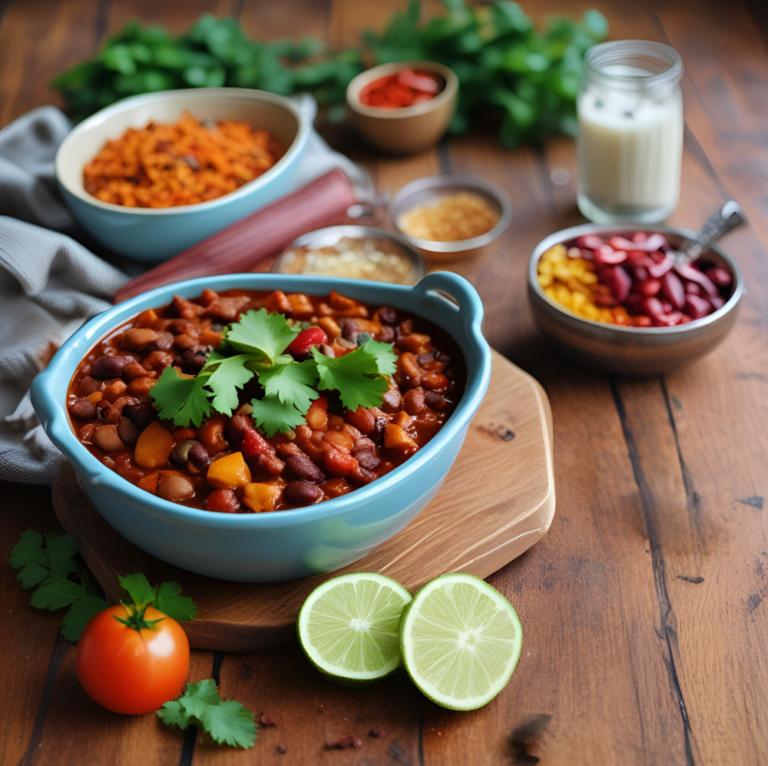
<box><xmin>346</xmin><ymin>61</ymin><xmax>458</xmax><ymax>154</ymax></box>
<box><xmin>527</xmin><ymin>224</ymin><xmax>744</xmax><ymax>375</ymax></box>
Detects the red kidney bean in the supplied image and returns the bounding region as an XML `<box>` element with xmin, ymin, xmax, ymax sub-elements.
<box><xmin>639</xmin><ymin>278</ymin><xmax>662</xmax><ymax>298</ymax></box>
<box><xmin>661</xmin><ymin>300</ymin><xmax>674</xmax><ymax>313</ymax></box>
<box><xmin>276</xmin><ymin>442</ymin><xmax>303</xmax><ymax>458</ymax></box>
<box><xmin>660</xmin><ymin>271</ymin><xmax>685</xmax><ymax>309</ymax></box>
<box><xmin>68</xmin><ymin>398</ymin><xmax>96</xmax><ymax>419</ymax></box>
<box><xmin>148</xmin><ymin>332</ymin><xmax>174</xmax><ymax>352</ymax></box>
<box><xmin>117</xmin><ymin>416</ymin><xmax>141</xmax><ymax>445</ymax></box>
<box><xmin>640</xmin><ymin>297</ymin><xmax>665</xmax><ymax>320</ymax></box>
<box><xmin>611</xmin><ymin>233</ymin><xmax>666</xmax><ymax>252</ymax></box>
<box><xmin>425</xmin><ymin>391</ymin><xmax>447</xmax><ymax>410</ymax></box>
<box><xmin>631</xmin><ymin>265</ymin><xmax>650</xmax><ymax>282</ymax></box>
<box><xmin>685</xmin><ymin>281</ymin><xmax>702</xmax><ymax>296</ymax></box>
<box><xmin>256</xmin><ymin>452</ymin><xmax>285</xmax><ymax>476</ymax></box>
<box><xmin>157</xmin><ymin>474</ymin><xmax>194</xmax><ymax>503</ymax></box>
<box><xmin>207</xmin><ymin>488</ymin><xmax>241</xmax><ymax>513</ymax></box>
<box><xmin>601</xmin><ymin>265</ymin><xmax>632</xmax><ymax>302</ymax></box>
<box><xmin>224</xmin><ymin>415</ymin><xmax>251</xmax><ymax>448</ymax></box>
<box><xmin>674</xmin><ymin>263</ymin><xmax>719</xmax><ymax>297</ymax></box>
<box><xmin>593</xmin><ymin>244</ymin><xmax>626</xmax><ymax>266</ymax></box>
<box><xmin>683</xmin><ymin>293</ymin><xmax>711</xmax><ymax>319</ymax></box>
<box><xmin>631</xmin><ymin>232</ymin><xmax>648</xmax><ymax>243</ymax></box>
<box><xmin>594</xmin><ymin>294</ymin><xmax>619</xmax><ymax>307</ymax></box>
<box><xmin>284</xmin><ymin>481</ymin><xmax>324</xmax><ymax>505</ymax></box>
<box><xmin>351</xmin><ymin>448</ymin><xmax>381</xmax><ymax>471</ymax></box>
<box><xmin>188</xmin><ymin>441</ymin><xmax>211</xmax><ymax>471</ymax></box>
<box><xmin>378</xmin><ymin>306</ymin><xmax>398</xmax><ymax>325</ymax></box>
<box><xmin>123</xmin><ymin>402</ymin><xmax>156</xmax><ymax>430</ymax></box>
<box><xmin>381</xmin><ymin>388</ymin><xmax>402</xmax><ymax>413</ymax></box>
<box><xmin>181</xmin><ymin>349</ymin><xmax>207</xmax><ymax>374</ymax></box>
<box><xmin>91</xmin><ymin>355</ymin><xmax>135</xmax><ymax>379</ymax></box>
<box><xmin>576</xmin><ymin>234</ymin><xmax>604</xmax><ymax>250</ymax></box>
<box><xmin>378</xmin><ymin>325</ymin><xmax>395</xmax><ymax>344</ymax></box>
<box><xmin>349</xmin><ymin>466</ymin><xmax>377</xmax><ymax>486</ymax></box>
<box><xmin>93</xmin><ymin>424</ymin><xmax>126</xmax><ymax>453</ymax></box>
<box><xmin>78</xmin><ymin>376</ymin><xmax>101</xmax><ymax>396</ymax></box>
<box><xmin>647</xmin><ymin>255</ymin><xmax>674</xmax><ymax>279</ymax></box>
<box><xmin>339</xmin><ymin>318</ymin><xmax>360</xmax><ymax>343</ymax></box>
<box><xmin>354</xmin><ymin>437</ymin><xmax>377</xmax><ymax>451</ymax></box>
<box><xmin>403</xmin><ymin>388</ymin><xmax>426</xmax><ymax>415</ymax></box>
<box><xmin>285</xmin><ymin>454</ymin><xmax>325</xmax><ymax>483</ymax></box>
<box><xmin>710</xmin><ymin>295</ymin><xmax>725</xmax><ymax>310</ymax></box>
<box><xmin>705</xmin><ymin>266</ymin><xmax>732</xmax><ymax>287</ymax></box>
<box><xmin>627</xmin><ymin>250</ymin><xmax>651</xmax><ymax>267</ymax></box>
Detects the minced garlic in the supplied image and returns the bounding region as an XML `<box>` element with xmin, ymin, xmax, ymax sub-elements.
<box><xmin>398</xmin><ymin>192</ymin><xmax>499</xmax><ymax>242</ymax></box>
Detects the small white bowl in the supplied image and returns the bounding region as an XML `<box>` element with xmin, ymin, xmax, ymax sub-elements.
<box><xmin>56</xmin><ymin>88</ymin><xmax>310</xmax><ymax>263</ymax></box>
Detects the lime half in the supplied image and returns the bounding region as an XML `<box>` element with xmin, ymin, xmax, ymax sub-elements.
<box><xmin>298</xmin><ymin>573</ymin><xmax>412</xmax><ymax>683</ymax></box>
<box><xmin>400</xmin><ymin>573</ymin><xmax>523</xmax><ymax>710</ymax></box>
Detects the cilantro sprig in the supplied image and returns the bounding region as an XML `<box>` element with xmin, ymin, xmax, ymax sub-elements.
<box><xmin>158</xmin><ymin>679</ymin><xmax>257</xmax><ymax>749</ymax></box>
<box><xmin>149</xmin><ymin>308</ymin><xmax>398</xmax><ymax>436</ymax></box>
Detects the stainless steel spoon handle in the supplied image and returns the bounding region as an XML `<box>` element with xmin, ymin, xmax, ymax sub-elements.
<box><xmin>681</xmin><ymin>200</ymin><xmax>747</xmax><ymax>262</ymax></box>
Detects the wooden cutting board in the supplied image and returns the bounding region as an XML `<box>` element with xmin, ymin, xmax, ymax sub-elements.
<box><xmin>52</xmin><ymin>349</ymin><xmax>555</xmax><ymax>652</ymax></box>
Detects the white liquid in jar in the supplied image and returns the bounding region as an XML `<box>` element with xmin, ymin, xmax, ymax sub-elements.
<box><xmin>577</xmin><ymin>64</ymin><xmax>683</xmax><ymax>216</ymax></box>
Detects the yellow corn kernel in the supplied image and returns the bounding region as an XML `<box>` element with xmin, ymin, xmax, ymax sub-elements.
<box><xmin>571</xmin><ymin>291</ymin><xmax>588</xmax><ymax>310</ymax></box>
<box><xmin>542</xmin><ymin>244</ymin><xmax>567</xmax><ymax>263</ymax></box>
<box><xmin>583</xmin><ymin>304</ymin><xmax>601</xmax><ymax>320</ymax></box>
<box><xmin>567</xmin><ymin>279</ymin><xmax>591</xmax><ymax>295</ymax></box>
<box><xmin>538</xmin><ymin>259</ymin><xmax>554</xmax><ymax>275</ymax></box>
<box><xmin>580</xmin><ymin>271</ymin><xmax>598</xmax><ymax>285</ymax></box>
<box><xmin>544</xmin><ymin>286</ymin><xmax>557</xmax><ymax>301</ymax></box>
<box><xmin>553</xmin><ymin>264</ymin><xmax>572</xmax><ymax>281</ymax></box>
<box><xmin>574</xmin><ymin>258</ymin><xmax>594</xmax><ymax>271</ymax></box>
<box><xmin>600</xmin><ymin>308</ymin><xmax>615</xmax><ymax>322</ymax></box>
<box><xmin>538</xmin><ymin>273</ymin><xmax>554</xmax><ymax>288</ymax></box>
<box><xmin>554</xmin><ymin>285</ymin><xmax>572</xmax><ymax>307</ymax></box>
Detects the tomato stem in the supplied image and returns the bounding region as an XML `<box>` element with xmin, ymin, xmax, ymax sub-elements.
<box><xmin>114</xmin><ymin>602</ymin><xmax>165</xmax><ymax>632</ymax></box>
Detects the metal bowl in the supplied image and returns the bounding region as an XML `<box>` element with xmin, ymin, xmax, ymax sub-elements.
<box><xmin>273</xmin><ymin>225</ymin><xmax>427</xmax><ymax>285</ymax></box>
<box><xmin>527</xmin><ymin>223</ymin><xmax>744</xmax><ymax>375</ymax></box>
<box><xmin>390</xmin><ymin>174</ymin><xmax>512</xmax><ymax>259</ymax></box>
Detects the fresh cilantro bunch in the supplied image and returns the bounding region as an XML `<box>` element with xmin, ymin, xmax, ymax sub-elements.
<box><xmin>9</xmin><ymin>531</ymin><xmax>108</xmax><ymax>641</ymax></box>
<box><xmin>158</xmin><ymin>679</ymin><xmax>257</xmax><ymax>749</ymax></box>
<box><xmin>149</xmin><ymin>308</ymin><xmax>397</xmax><ymax>437</ymax></box>
<box><xmin>118</xmin><ymin>572</ymin><xmax>197</xmax><ymax>622</ymax></box>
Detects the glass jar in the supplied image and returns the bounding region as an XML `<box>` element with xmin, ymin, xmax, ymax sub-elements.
<box><xmin>577</xmin><ymin>40</ymin><xmax>684</xmax><ymax>225</ymax></box>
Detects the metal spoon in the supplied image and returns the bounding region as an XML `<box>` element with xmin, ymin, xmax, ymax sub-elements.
<box><xmin>670</xmin><ymin>200</ymin><xmax>747</xmax><ymax>264</ymax></box>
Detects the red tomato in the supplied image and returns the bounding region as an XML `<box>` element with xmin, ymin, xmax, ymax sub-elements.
<box><xmin>288</xmin><ymin>327</ymin><xmax>327</xmax><ymax>356</ymax></box>
<box><xmin>76</xmin><ymin>604</ymin><xmax>189</xmax><ymax>714</ymax></box>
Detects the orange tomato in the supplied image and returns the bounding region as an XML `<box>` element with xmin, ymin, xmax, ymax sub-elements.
<box><xmin>76</xmin><ymin>604</ymin><xmax>189</xmax><ymax>715</ymax></box>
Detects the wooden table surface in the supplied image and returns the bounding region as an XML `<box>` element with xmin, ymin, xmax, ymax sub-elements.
<box><xmin>2</xmin><ymin>1</ymin><xmax>767</xmax><ymax>764</ymax></box>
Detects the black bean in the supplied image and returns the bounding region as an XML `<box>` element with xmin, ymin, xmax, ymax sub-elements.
<box><xmin>378</xmin><ymin>326</ymin><xmax>395</xmax><ymax>344</ymax></box>
<box><xmin>123</xmin><ymin>402</ymin><xmax>156</xmax><ymax>430</ymax></box>
<box><xmin>188</xmin><ymin>441</ymin><xmax>211</xmax><ymax>471</ymax></box>
<box><xmin>416</xmin><ymin>352</ymin><xmax>435</xmax><ymax>366</ymax></box>
<box><xmin>284</xmin><ymin>481</ymin><xmax>324</xmax><ymax>506</ymax></box>
<box><xmin>91</xmin><ymin>355</ymin><xmax>134</xmax><ymax>380</ymax></box>
<box><xmin>117</xmin><ymin>416</ymin><xmax>140</xmax><ymax>445</ymax></box>
<box><xmin>444</xmin><ymin>366</ymin><xmax>458</xmax><ymax>381</ymax></box>
<box><xmin>434</xmin><ymin>351</ymin><xmax>451</xmax><ymax>365</ymax></box>
<box><xmin>381</xmin><ymin>389</ymin><xmax>402</xmax><ymax>413</ymax></box>
<box><xmin>352</xmin><ymin>449</ymin><xmax>380</xmax><ymax>470</ymax></box>
<box><xmin>378</xmin><ymin>306</ymin><xmax>397</xmax><ymax>325</ymax></box>
<box><xmin>425</xmin><ymin>392</ymin><xmax>446</xmax><ymax>410</ymax></box>
<box><xmin>285</xmin><ymin>454</ymin><xmax>325</xmax><ymax>483</ymax></box>
<box><xmin>349</xmin><ymin>466</ymin><xmax>377</xmax><ymax>486</ymax></box>
<box><xmin>68</xmin><ymin>398</ymin><xmax>96</xmax><ymax>419</ymax></box>
<box><xmin>180</xmin><ymin>348</ymin><xmax>207</xmax><ymax>374</ymax></box>
<box><xmin>339</xmin><ymin>317</ymin><xmax>360</xmax><ymax>343</ymax></box>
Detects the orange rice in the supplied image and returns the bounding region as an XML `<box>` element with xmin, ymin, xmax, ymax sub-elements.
<box><xmin>82</xmin><ymin>113</ymin><xmax>283</xmax><ymax>208</ymax></box>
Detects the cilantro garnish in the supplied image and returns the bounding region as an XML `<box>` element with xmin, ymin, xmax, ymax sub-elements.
<box><xmin>158</xmin><ymin>679</ymin><xmax>257</xmax><ymax>749</ymax></box>
<box><xmin>8</xmin><ymin>532</ymin><xmax>197</xmax><ymax>640</ymax></box>
<box><xmin>149</xmin><ymin>304</ymin><xmax>398</xmax><ymax>435</ymax></box>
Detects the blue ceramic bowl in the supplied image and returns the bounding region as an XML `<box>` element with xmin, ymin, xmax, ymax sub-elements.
<box><xmin>55</xmin><ymin>88</ymin><xmax>310</xmax><ymax>263</ymax></box>
<box><xmin>31</xmin><ymin>273</ymin><xmax>491</xmax><ymax>582</ymax></box>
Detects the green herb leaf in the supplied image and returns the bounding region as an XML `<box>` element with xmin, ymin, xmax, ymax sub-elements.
<box><xmin>358</xmin><ymin>340</ymin><xmax>398</xmax><ymax>376</ymax></box>
<box><xmin>312</xmin><ymin>347</ymin><xmax>391</xmax><ymax>411</ymax></box>
<box><xmin>157</xmin><ymin>700</ymin><xmax>191</xmax><ymax>730</ymax></box>
<box><xmin>29</xmin><ymin>576</ymin><xmax>84</xmax><ymax>611</ymax></box>
<box><xmin>60</xmin><ymin>594</ymin><xmax>108</xmax><ymax>641</ymax></box>
<box><xmin>202</xmin><ymin>700</ymin><xmax>258</xmax><ymax>748</ymax></box>
<box><xmin>226</xmin><ymin>309</ymin><xmax>297</xmax><ymax>364</ymax></box>
<box><xmin>250</xmin><ymin>396</ymin><xmax>307</xmax><ymax>438</ymax></box>
<box><xmin>119</xmin><ymin>572</ymin><xmax>157</xmax><ymax>607</ymax></box>
<box><xmin>45</xmin><ymin>533</ymin><xmax>81</xmax><ymax>578</ymax></box>
<box><xmin>9</xmin><ymin>530</ymin><xmax>49</xmax><ymax>570</ymax></box>
<box><xmin>178</xmin><ymin>679</ymin><xmax>223</xmax><ymax>718</ymax></box>
<box><xmin>204</xmin><ymin>355</ymin><xmax>256</xmax><ymax>415</ymax></box>
<box><xmin>150</xmin><ymin>366</ymin><xmax>213</xmax><ymax>427</ymax></box>
<box><xmin>155</xmin><ymin>581</ymin><xmax>198</xmax><ymax>622</ymax></box>
<box><xmin>17</xmin><ymin>561</ymin><xmax>51</xmax><ymax>590</ymax></box>
<box><xmin>259</xmin><ymin>360</ymin><xmax>319</xmax><ymax>414</ymax></box>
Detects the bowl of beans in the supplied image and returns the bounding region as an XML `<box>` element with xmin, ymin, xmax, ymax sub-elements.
<box><xmin>30</xmin><ymin>272</ymin><xmax>491</xmax><ymax>582</ymax></box>
<box><xmin>527</xmin><ymin>224</ymin><xmax>743</xmax><ymax>374</ymax></box>
<box><xmin>55</xmin><ymin>88</ymin><xmax>310</xmax><ymax>262</ymax></box>
<box><xmin>346</xmin><ymin>61</ymin><xmax>458</xmax><ymax>154</ymax></box>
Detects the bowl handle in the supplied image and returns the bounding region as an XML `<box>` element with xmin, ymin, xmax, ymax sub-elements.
<box><xmin>412</xmin><ymin>271</ymin><xmax>485</xmax><ymax>335</ymax></box>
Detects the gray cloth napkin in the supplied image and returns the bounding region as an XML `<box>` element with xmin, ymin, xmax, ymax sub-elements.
<box><xmin>0</xmin><ymin>98</ymin><xmax>371</xmax><ymax>486</ymax></box>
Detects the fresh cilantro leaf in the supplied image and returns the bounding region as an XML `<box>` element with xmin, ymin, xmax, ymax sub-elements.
<box><xmin>312</xmin><ymin>347</ymin><xmax>391</xmax><ymax>411</ymax></box>
<box><xmin>157</xmin><ymin>700</ymin><xmax>191</xmax><ymax>730</ymax></box>
<box><xmin>45</xmin><ymin>533</ymin><xmax>81</xmax><ymax>578</ymax></box>
<box><xmin>17</xmin><ymin>561</ymin><xmax>51</xmax><ymax>590</ymax></box>
<box><xmin>119</xmin><ymin>572</ymin><xmax>156</xmax><ymax>606</ymax></box>
<box><xmin>179</xmin><ymin>679</ymin><xmax>222</xmax><ymax>718</ymax></box>
<box><xmin>150</xmin><ymin>366</ymin><xmax>213</xmax><ymax>427</ymax></box>
<box><xmin>226</xmin><ymin>309</ymin><xmax>297</xmax><ymax>364</ymax></box>
<box><xmin>204</xmin><ymin>355</ymin><xmax>255</xmax><ymax>415</ymax></box>
<box><xmin>60</xmin><ymin>594</ymin><xmax>108</xmax><ymax>641</ymax></box>
<box><xmin>29</xmin><ymin>576</ymin><xmax>84</xmax><ymax>611</ymax></box>
<box><xmin>155</xmin><ymin>581</ymin><xmax>197</xmax><ymax>622</ymax></box>
<box><xmin>259</xmin><ymin>360</ymin><xmax>318</xmax><ymax>414</ymax></box>
<box><xmin>9</xmin><ymin>530</ymin><xmax>48</xmax><ymax>569</ymax></box>
<box><xmin>250</xmin><ymin>396</ymin><xmax>307</xmax><ymax>437</ymax></box>
<box><xmin>358</xmin><ymin>340</ymin><xmax>398</xmax><ymax>376</ymax></box>
<box><xmin>202</xmin><ymin>700</ymin><xmax>257</xmax><ymax>748</ymax></box>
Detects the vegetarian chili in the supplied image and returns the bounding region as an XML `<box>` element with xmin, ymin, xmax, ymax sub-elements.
<box><xmin>68</xmin><ymin>289</ymin><xmax>464</xmax><ymax>513</ymax></box>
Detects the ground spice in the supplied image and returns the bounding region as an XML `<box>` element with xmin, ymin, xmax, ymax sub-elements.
<box><xmin>398</xmin><ymin>192</ymin><xmax>499</xmax><ymax>242</ymax></box>
<box><xmin>83</xmin><ymin>112</ymin><xmax>282</xmax><ymax>208</ymax></box>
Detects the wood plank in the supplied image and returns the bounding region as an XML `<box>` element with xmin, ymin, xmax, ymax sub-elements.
<box><xmin>0</xmin><ymin>483</ymin><xmax>70</xmax><ymax>766</ymax></box>
<box><xmin>51</xmin><ymin>350</ymin><xmax>555</xmax><ymax>651</ymax></box>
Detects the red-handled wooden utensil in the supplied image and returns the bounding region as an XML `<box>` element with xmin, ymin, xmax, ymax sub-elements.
<box><xmin>113</xmin><ymin>168</ymin><xmax>357</xmax><ymax>303</ymax></box>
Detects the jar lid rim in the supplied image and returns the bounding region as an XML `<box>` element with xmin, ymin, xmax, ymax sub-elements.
<box><xmin>585</xmin><ymin>40</ymin><xmax>684</xmax><ymax>91</ymax></box>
